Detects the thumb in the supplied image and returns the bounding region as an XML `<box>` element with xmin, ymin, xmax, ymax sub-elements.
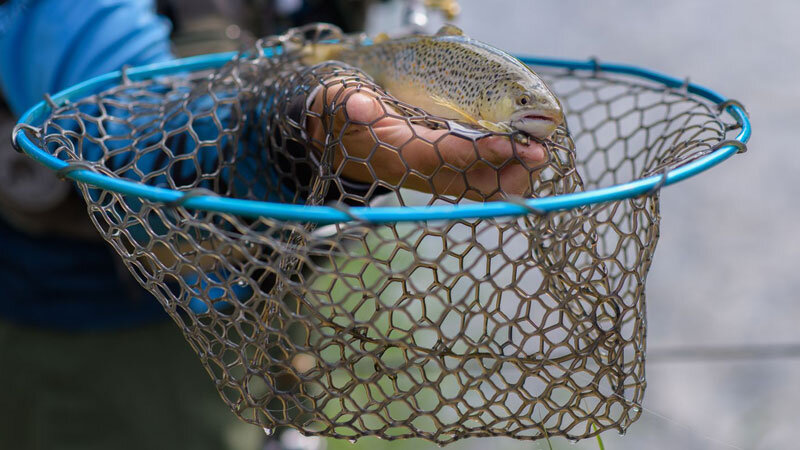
<box><xmin>342</xmin><ymin>90</ymin><xmax>385</xmax><ymax>124</ymax></box>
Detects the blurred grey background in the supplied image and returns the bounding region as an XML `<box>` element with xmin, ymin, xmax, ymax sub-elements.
<box><xmin>351</xmin><ymin>1</ymin><xmax>799</xmax><ymax>449</ymax></box>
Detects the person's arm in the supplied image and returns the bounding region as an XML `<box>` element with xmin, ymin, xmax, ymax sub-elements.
<box><xmin>0</xmin><ymin>0</ymin><xmax>199</xmax><ymax>188</ymax></box>
<box><xmin>0</xmin><ymin>0</ymin><xmax>173</xmax><ymax>116</ymax></box>
<box><xmin>1</xmin><ymin>4</ymin><xmax>547</xmax><ymax>201</ymax></box>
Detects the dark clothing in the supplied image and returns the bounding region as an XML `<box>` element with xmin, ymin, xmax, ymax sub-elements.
<box><xmin>0</xmin><ymin>0</ymin><xmax>174</xmax><ymax>330</ymax></box>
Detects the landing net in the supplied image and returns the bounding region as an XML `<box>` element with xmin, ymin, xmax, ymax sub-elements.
<box><xmin>13</xmin><ymin>23</ymin><xmax>748</xmax><ymax>444</ymax></box>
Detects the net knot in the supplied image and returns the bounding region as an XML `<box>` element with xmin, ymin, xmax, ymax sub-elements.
<box><xmin>121</xmin><ymin>64</ymin><xmax>132</xmax><ymax>85</ymax></box>
<box><xmin>588</xmin><ymin>56</ymin><xmax>601</xmax><ymax>75</ymax></box>
<box><xmin>680</xmin><ymin>77</ymin><xmax>691</xmax><ymax>92</ymax></box>
<box><xmin>714</xmin><ymin>139</ymin><xmax>748</xmax><ymax>154</ymax></box>
<box><xmin>646</xmin><ymin>169</ymin><xmax>670</xmax><ymax>195</ymax></box>
<box><xmin>54</xmin><ymin>161</ymin><xmax>102</xmax><ymax>180</ymax></box>
<box><xmin>331</xmin><ymin>203</ymin><xmax>368</xmax><ymax>223</ymax></box>
<box><xmin>10</xmin><ymin>123</ymin><xmax>42</xmax><ymax>153</ymax></box>
<box><xmin>504</xmin><ymin>196</ymin><xmax>547</xmax><ymax>216</ymax></box>
<box><xmin>165</xmin><ymin>187</ymin><xmax>220</xmax><ymax>208</ymax></box>
<box><xmin>717</xmin><ymin>99</ymin><xmax>749</xmax><ymax>116</ymax></box>
<box><xmin>43</xmin><ymin>92</ymin><xmax>65</xmax><ymax>110</ymax></box>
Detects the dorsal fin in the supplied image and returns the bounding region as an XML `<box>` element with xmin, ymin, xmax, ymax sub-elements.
<box><xmin>435</xmin><ymin>24</ymin><xmax>464</xmax><ymax>36</ymax></box>
<box><xmin>373</xmin><ymin>32</ymin><xmax>391</xmax><ymax>44</ymax></box>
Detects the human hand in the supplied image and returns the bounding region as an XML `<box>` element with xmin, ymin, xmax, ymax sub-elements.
<box><xmin>305</xmin><ymin>82</ymin><xmax>548</xmax><ymax>201</ymax></box>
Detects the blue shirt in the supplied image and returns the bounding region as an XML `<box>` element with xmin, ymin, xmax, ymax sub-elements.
<box><xmin>0</xmin><ymin>0</ymin><xmax>175</xmax><ymax>329</ymax></box>
<box><xmin>0</xmin><ymin>0</ymin><xmax>370</xmax><ymax>330</ymax></box>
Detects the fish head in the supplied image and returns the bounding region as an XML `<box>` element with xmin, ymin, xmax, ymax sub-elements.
<box><xmin>480</xmin><ymin>78</ymin><xmax>564</xmax><ymax>139</ymax></box>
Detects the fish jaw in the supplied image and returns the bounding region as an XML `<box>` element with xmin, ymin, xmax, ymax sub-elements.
<box><xmin>508</xmin><ymin>109</ymin><xmax>564</xmax><ymax>139</ymax></box>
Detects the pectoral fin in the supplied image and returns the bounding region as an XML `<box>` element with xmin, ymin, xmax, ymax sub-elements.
<box><xmin>477</xmin><ymin>120</ymin><xmax>514</xmax><ymax>133</ymax></box>
<box><xmin>430</xmin><ymin>94</ymin><xmax>478</xmax><ymax>124</ymax></box>
<box><xmin>477</xmin><ymin>120</ymin><xmax>529</xmax><ymax>143</ymax></box>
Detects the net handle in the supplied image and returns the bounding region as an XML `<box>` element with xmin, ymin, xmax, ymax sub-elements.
<box><xmin>12</xmin><ymin>52</ymin><xmax>751</xmax><ymax>224</ymax></box>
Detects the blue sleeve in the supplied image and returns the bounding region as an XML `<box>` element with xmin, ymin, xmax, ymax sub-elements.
<box><xmin>0</xmin><ymin>1</ymin><xmax>310</xmax><ymax>206</ymax></box>
<box><xmin>0</xmin><ymin>0</ymin><xmax>174</xmax><ymax>117</ymax></box>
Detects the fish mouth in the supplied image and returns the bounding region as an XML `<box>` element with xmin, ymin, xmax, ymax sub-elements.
<box><xmin>522</xmin><ymin>113</ymin><xmax>557</xmax><ymax>122</ymax></box>
<box><xmin>509</xmin><ymin>109</ymin><xmax>563</xmax><ymax>139</ymax></box>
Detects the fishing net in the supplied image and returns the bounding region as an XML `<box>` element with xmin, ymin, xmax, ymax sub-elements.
<box><xmin>14</xmin><ymin>24</ymin><xmax>746</xmax><ymax>444</ymax></box>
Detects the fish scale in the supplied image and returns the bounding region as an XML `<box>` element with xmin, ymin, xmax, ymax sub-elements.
<box><xmin>304</xmin><ymin>25</ymin><xmax>564</xmax><ymax>138</ymax></box>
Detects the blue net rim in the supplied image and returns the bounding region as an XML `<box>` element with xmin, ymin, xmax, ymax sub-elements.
<box><xmin>14</xmin><ymin>52</ymin><xmax>750</xmax><ymax>225</ymax></box>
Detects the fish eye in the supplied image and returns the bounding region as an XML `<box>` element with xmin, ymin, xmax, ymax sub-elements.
<box><xmin>517</xmin><ymin>95</ymin><xmax>530</xmax><ymax>106</ymax></box>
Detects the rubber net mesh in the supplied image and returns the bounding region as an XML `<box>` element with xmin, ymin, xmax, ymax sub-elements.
<box><xmin>28</xmin><ymin>24</ymin><xmax>740</xmax><ymax>444</ymax></box>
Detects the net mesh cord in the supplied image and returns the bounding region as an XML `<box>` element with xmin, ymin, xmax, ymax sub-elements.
<box><xmin>29</xmin><ymin>24</ymin><xmax>740</xmax><ymax>444</ymax></box>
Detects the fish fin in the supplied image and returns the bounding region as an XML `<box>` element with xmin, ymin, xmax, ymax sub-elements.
<box><xmin>430</xmin><ymin>94</ymin><xmax>478</xmax><ymax>124</ymax></box>
<box><xmin>373</xmin><ymin>32</ymin><xmax>391</xmax><ymax>44</ymax></box>
<box><xmin>435</xmin><ymin>24</ymin><xmax>465</xmax><ymax>36</ymax></box>
<box><xmin>477</xmin><ymin>119</ymin><xmax>514</xmax><ymax>133</ymax></box>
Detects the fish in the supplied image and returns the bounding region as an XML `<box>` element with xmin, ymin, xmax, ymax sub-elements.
<box><xmin>300</xmin><ymin>24</ymin><xmax>564</xmax><ymax>139</ymax></box>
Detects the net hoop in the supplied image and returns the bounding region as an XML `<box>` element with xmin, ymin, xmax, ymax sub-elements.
<box><xmin>13</xmin><ymin>51</ymin><xmax>750</xmax><ymax>224</ymax></box>
<box><xmin>8</xmin><ymin>38</ymin><xmax>752</xmax><ymax>443</ymax></box>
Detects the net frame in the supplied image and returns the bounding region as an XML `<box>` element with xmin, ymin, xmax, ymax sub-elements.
<box><xmin>12</xmin><ymin>37</ymin><xmax>750</xmax><ymax>444</ymax></box>
<box><xmin>13</xmin><ymin>54</ymin><xmax>750</xmax><ymax>223</ymax></box>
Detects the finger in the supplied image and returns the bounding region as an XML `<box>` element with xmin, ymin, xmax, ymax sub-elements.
<box><xmin>313</xmin><ymin>85</ymin><xmax>549</xmax><ymax>199</ymax></box>
<box><xmin>327</xmin><ymin>86</ymin><xmax>549</xmax><ymax>170</ymax></box>
<box><xmin>342</xmin><ymin>90</ymin><xmax>385</xmax><ymax>124</ymax></box>
<box><xmin>384</xmin><ymin>121</ymin><xmax>547</xmax><ymax>175</ymax></box>
<box><xmin>423</xmin><ymin>161</ymin><xmax>534</xmax><ymax>201</ymax></box>
<box><xmin>306</xmin><ymin>81</ymin><xmax>385</xmax><ymax>143</ymax></box>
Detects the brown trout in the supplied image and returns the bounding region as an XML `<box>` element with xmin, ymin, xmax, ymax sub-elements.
<box><xmin>303</xmin><ymin>25</ymin><xmax>564</xmax><ymax>139</ymax></box>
